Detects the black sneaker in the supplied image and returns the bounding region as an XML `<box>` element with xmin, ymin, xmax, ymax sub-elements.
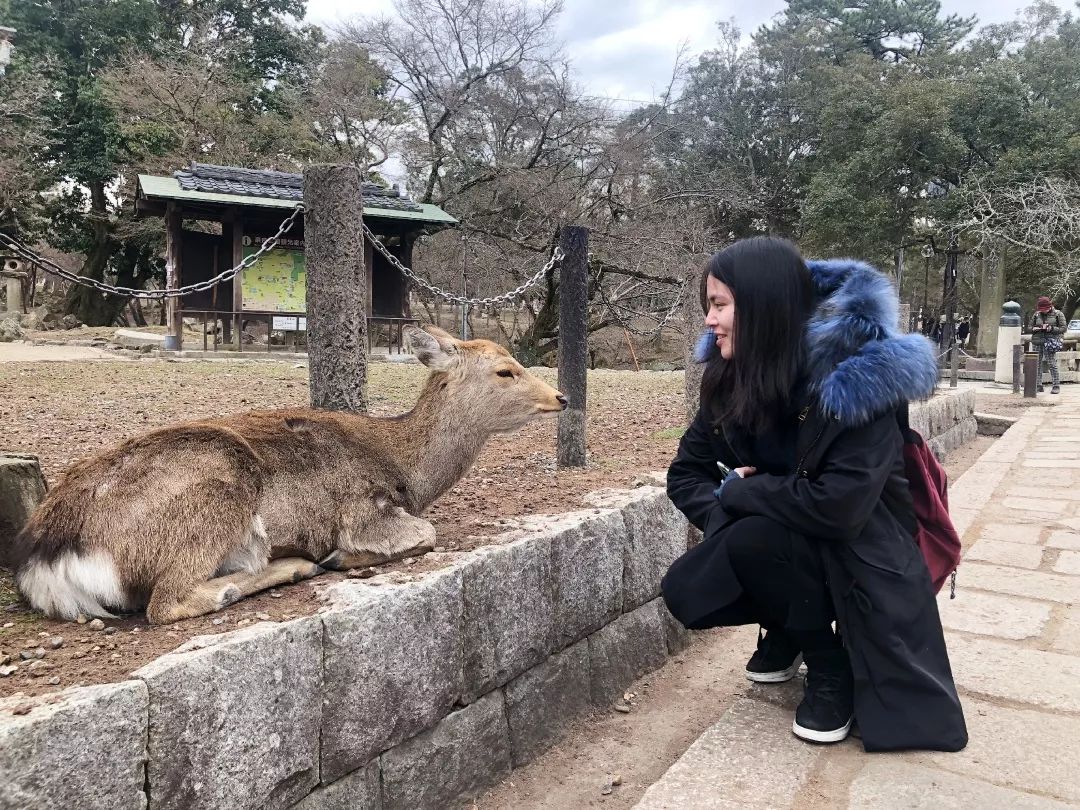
<box><xmin>792</xmin><ymin>650</ymin><xmax>854</xmax><ymax>743</ymax></box>
<box><xmin>746</xmin><ymin>627</ymin><xmax>802</xmax><ymax>683</ymax></box>
<box><xmin>1052</xmin><ymin>385</ymin><xmax>1061</xmax><ymax>394</ymax></box>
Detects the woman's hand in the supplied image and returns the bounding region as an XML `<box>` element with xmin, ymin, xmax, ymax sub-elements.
<box><xmin>714</xmin><ymin>466</ymin><xmax>757</xmax><ymax>500</ymax></box>
<box><xmin>734</xmin><ymin>466</ymin><xmax>757</xmax><ymax>478</ymax></box>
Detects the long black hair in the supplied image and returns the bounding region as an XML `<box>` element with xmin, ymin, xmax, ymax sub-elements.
<box><xmin>699</xmin><ymin>237</ymin><xmax>815</xmax><ymax>433</ymax></box>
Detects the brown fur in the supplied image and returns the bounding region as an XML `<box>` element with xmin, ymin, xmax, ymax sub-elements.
<box><xmin>12</xmin><ymin>326</ymin><xmax>565</xmax><ymax>624</ymax></box>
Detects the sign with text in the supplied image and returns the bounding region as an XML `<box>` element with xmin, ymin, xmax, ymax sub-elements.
<box><xmin>241</xmin><ymin>234</ymin><xmax>306</xmax><ymax>312</ymax></box>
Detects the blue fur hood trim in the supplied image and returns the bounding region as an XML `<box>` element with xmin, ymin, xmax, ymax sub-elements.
<box><xmin>695</xmin><ymin>257</ymin><xmax>938</xmax><ymax>428</ymax></box>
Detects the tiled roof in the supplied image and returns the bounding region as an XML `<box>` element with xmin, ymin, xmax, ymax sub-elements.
<box><xmin>174</xmin><ymin>162</ymin><xmax>425</xmax><ymax>213</ymax></box>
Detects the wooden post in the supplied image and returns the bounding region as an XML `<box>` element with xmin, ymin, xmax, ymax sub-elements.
<box><xmin>164</xmin><ymin>202</ymin><xmax>182</xmax><ymax>351</ymax></box>
<box><xmin>231</xmin><ymin>211</ymin><xmax>244</xmax><ymax>351</ymax></box>
<box><xmin>303</xmin><ymin>164</ymin><xmax>369</xmax><ymax>412</ymax></box>
<box><xmin>557</xmin><ymin>225</ymin><xmax>588</xmax><ymax>468</ymax></box>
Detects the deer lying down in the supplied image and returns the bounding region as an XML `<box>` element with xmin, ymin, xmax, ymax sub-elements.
<box><xmin>10</xmin><ymin>326</ymin><xmax>566</xmax><ymax>624</ymax></box>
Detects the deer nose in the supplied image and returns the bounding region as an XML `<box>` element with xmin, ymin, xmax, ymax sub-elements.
<box><xmin>556</xmin><ymin>394</ymin><xmax>568</xmax><ymax>410</ymax></box>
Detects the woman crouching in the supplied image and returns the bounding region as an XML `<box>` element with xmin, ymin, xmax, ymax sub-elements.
<box><xmin>663</xmin><ymin>237</ymin><xmax>967</xmax><ymax>752</ymax></box>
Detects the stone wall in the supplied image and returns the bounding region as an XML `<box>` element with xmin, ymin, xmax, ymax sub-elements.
<box><xmin>0</xmin><ymin>392</ymin><xmax>978</xmax><ymax>810</ymax></box>
<box><xmin>908</xmin><ymin>388</ymin><xmax>977</xmax><ymax>461</ymax></box>
<box><xmin>0</xmin><ymin>486</ymin><xmax>692</xmax><ymax>810</ymax></box>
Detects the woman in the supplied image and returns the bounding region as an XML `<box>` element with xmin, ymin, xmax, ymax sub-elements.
<box><xmin>663</xmin><ymin>237</ymin><xmax>967</xmax><ymax>752</ymax></box>
<box><xmin>1030</xmin><ymin>295</ymin><xmax>1066</xmax><ymax>394</ymax></box>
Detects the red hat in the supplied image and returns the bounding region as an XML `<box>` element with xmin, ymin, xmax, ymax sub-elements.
<box><xmin>1038</xmin><ymin>296</ymin><xmax>1053</xmax><ymax>312</ymax></box>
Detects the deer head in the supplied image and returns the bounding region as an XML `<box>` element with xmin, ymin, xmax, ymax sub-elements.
<box><xmin>405</xmin><ymin>325</ymin><xmax>567</xmax><ymax>433</ymax></box>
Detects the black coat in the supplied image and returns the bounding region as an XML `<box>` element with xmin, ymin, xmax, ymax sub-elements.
<box><xmin>668</xmin><ymin>407</ymin><xmax>967</xmax><ymax>752</ymax></box>
<box><xmin>668</xmin><ymin>256</ymin><xmax>969</xmax><ymax>753</ymax></box>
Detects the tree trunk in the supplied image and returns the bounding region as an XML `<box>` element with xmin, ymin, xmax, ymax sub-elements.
<box><xmin>64</xmin><ymin>179</ymin><xmax>127</xmax><ymax>326</ymax></box>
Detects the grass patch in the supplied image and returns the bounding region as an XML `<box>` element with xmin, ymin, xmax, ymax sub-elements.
<box><xmin>0</xmin><ymin>569</ymin><xmax>21</xmax><ymax>609</ymax></box>
<box><xmin>651</xmin><ymin>427</ymin><xmax>686</xmax><ymax>441</ymax></box>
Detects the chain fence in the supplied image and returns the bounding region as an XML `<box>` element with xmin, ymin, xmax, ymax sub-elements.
<box><xmin>362</xmin><ymin>223</ymin><xmax>562</xmax><ymax>308</ymax></box>
<box><xmin>0</xmin><ymin>206</ymin><xmax>304</xmax><ymax>300</ymax></box>
<box><xmin>1</xmin><ymin>204</ymin><xmax>685</xmax><ymax>337</ymax></box>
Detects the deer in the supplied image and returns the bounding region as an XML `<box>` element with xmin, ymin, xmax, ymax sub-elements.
<box><xmin>8</xmin><ymin>326</ymin><xmax>567</xmax><ymax>624</ymax></box>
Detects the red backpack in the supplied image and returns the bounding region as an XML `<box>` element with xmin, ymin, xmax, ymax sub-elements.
<box><xmin>898</xmin><ymin>406</ymin><xmax>962</xmax><ymax>595</ymax></box>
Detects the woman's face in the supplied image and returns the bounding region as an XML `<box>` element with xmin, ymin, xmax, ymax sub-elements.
<box><xmin>704</xmin><ymin>274</ymin><xmax>736</xmax><ymax>359</ymax></box>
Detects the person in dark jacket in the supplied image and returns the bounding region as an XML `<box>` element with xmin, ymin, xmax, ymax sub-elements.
<box><xmin>1030</xmin><ymin>296</ymin><xmax>1066</xmax><ymax>394</ymax></box>
<box><xmin>663</xmin><ymin>237</ymin><xmax>967</xmax><ymax>752</ymax></box>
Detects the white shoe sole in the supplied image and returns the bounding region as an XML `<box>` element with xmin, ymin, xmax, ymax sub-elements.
<box><xmin>792</xmin><ymin>716</ymin><xmax>853</xmax><ymax>744</ymax></box>
<box><xmin>746</xmin><ymin>654</ymin><xmax>803</xmax><ymax>683</ymax></box>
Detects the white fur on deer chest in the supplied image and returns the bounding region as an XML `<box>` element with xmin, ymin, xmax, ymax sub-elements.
<box><xmin>133</xmin><ymin>618</ymin><xmax>322</xmax><ymax>810</ymax></box>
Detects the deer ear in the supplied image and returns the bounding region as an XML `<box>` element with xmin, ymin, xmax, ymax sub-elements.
<box><xmin>405</xmin><ymin>325</ymin><xmax>459</xmax><ymax>370</ymax></box>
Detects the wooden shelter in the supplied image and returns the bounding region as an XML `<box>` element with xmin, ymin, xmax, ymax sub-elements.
<box><xmin>135</xmin><ymin>162</ymin><xmax>456</xmax><ymax>350</ymax></box>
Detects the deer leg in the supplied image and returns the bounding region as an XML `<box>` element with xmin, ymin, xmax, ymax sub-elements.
<box><xmin>321</xmin><ymin>509</ymin><xmax>436</xmax><ymax>571</ymax></box>
<box><xmin>146</xmin><ymin>558</ymin><xmax>324</xmax><ymax>624</ymax></box>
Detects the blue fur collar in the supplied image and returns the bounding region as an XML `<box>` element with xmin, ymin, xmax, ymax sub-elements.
<box><xmin>694</xmin><ymin>258</ymin><xmax>938</xmax><ymax>428</ymax></box>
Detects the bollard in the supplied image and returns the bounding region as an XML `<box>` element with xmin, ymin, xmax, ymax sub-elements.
<box><xmin>1023</xmin><ymin>352</ymin><xmax>1039</xmax><ymax>398</ymax></box>
<box><xmin>1012</xmin><ymin>344</ymin><xmax>1022</xmax><ymax>395</ymax></box>
<box><xmin>995</xmin><ymin>300</ymin><xmax>1023</xmax><ymax>385</ymax></box>
<box><xmin>950</xmin><ymin>342</ymin><xmax>959</xmax><ymax>388</ymax></box>
<box><xmin>556</xmin><ymin>225</ymin><xmax>588</xmax><ymax>468</ymax></box>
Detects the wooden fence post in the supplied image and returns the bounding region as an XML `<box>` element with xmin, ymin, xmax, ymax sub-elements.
<box><xmin>557</xmin><ymin>225</ymin><xmax>588</xmax><ymax>468</ymax></box>
<box><xmin>303</xmin><ymin>164</ymin><xmax>369</xmax><ymax>412</ymax></box>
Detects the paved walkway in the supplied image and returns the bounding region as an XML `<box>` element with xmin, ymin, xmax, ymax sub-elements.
<box><xmin>636</xmin><ymin>388</ymin><xmax>1080</xmax><ymax>809</ymax></box>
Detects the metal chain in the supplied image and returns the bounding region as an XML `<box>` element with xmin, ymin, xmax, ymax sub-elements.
<box><xmin>0</xmin><ymin>205</ymin><xmax>303</xmax><ymax>300</ymax></box>
<box><xmin>363</xmin><ymin>223</ymin><xmax>563</xmax><ymax>307</ymax></box>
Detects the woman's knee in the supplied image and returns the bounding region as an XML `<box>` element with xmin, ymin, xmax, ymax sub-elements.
<box><xmin>725</xmin><ymin>515</ymin><xmax>790</xmax><ymax>565</ymax></box>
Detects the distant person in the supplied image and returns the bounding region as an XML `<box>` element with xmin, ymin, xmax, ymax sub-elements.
<box><xmin>662</xmin><ymin>237</ymin><xmax>967</xmax><ymax>752</ymax></box>
<box><xmin>1031</xmin><ymin>296</ymin><xmax>1066</xmax><ymax>394</ymax></box>
<box><xmin>957</xmin><ymin>318</ymin><xmax>970</xmax><ymax>347</ymax></box>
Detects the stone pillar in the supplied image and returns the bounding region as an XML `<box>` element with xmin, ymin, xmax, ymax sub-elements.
<box><xmin>995</xmin><ymin>301</ymin><xmax>1023</xmax><ymax>385</ymax></box>
<box><xmin>303</xmin><ymin>164</ymin><xmax>368</xmax><ymax>412</ymax></box>
<box><xmin>5</xmin><ymin>276</ymin><xmax>21</xmax><ymax>313</ymax></box>
<box><xmin>0</xmin><ymin>454</ymin><xmax>47</xmax><ymax>564</ymax></box>
<box><xmin>978</xmin><ymin>245</ymin><xmax>1006</xmax><ymax>356</ymax></box>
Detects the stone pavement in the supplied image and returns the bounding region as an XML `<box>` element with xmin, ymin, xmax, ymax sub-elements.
<box><xmin>636</xmin><ymin>387</ymin><xmax>1080</xmax><ymax>809</ymax></box>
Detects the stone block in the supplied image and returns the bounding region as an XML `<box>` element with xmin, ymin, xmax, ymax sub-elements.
<box><xmin>1003</xmin><ymin>497</ymin><xmax>1070</xmax><ymax>514</ymax></box>
<box><xmin>849</xmin><ymin>760</ymin><xmax>1070</xmax><ymax>809</ymax></box>
<box><xmin>586</xmin><ymin>486</ymin><xmax>688</xmax><ymax>610</ymax></box>
<box><xmin>937</xmin><ymin>589</ymin><xmax>1051</xmax><ymax>640</ymax></box>
<box><xmin>658</xmin><ymin>598</ymin><xmax>691</xmax><ymax>654</ymax></box>
<box><xmin>978</xmin><ymin>523</ymin><xmax>1044</xmax><ymax>545</ymax></box>
<box><xmin>588</xmin><ymin>599</ymin><xmax>669</xmax><ymax>707</ymax></box>
<box><xmin>291</xmin><ymin>761</ymin><xmax>381</xmax><ymax>810</ymax></box>
<box><xmin>620</xmin><ymin>488</ymin><xmax>688</xmax><ymax>609</ymax></box>
<box><xmin>0</xmin><ymin>682</ymin><xmax>148</xmax><ymax>810</ymax></box>
<box><xmin>946</xmin><ymin>635</ymin><xmax>1080</xmax><ymax>712</ymax></box>
<box><xmin>634</xmin><ymin>697</ymin><xmax>821</xmax><ymax>810</ymax></box>
<box><xmin>380</xmin><ymin>691</ymin><xmax>512</xmax><ymax>810</ymax></box>
<box><xmin>504</xmin><ymin>639</ymin><xmax>592</xmax><ymax>767</ymax></box>
<box><xmin>135</xmin><ymin>618</ymin><xmax>322</xmax><ymax>810</ymax></box>
<box><xmin>975</xmin><ymin>412</ymin><xmax>1017</xmax><ymax>436</ymax></box>
<box><xmin>962</xmin><ymin>539</ymin><xmax>1044</xmax><ymax>569</ymax></box>
<box><xmin>1048</xmin><ymin>530</ymin><xmax>1080</xmax><ymax>550</ymax></box>
<box><xmin>913</xmin><ymin>698</ymin><xmax>1080</xmax><ymax>804</ymax></box>
<box><xmin>1009</xmin><ymin>486</ymin><xmax>1080</xmax><ymax>501</ymax></box>
<box><xmin>1052</xmin><ymin>605</ymin><xmax>1080</xmax><ymax>654</ymax></box>
<box><xmin>960</xmin><ymin>562</ymin><xmax>1080</xmax><ymax>604</ymax></box>
<box><xmin>549</xmin><ymin>509</ymin><xmax>625</xmax><ymax>649</ymax></box>
<box><xmin>320</xmin><ymin>568</ymin><xmax>464</xmax><ymax>783</ymax></box>
<box><xmin>0</xmin><ymin>454</ymin><xmax>47</xmax><ymax>554</ymax></box>
<box><xmin>462</xmin><ymin>536</ymin><xmax>555</xmax><ymax>702</ymax></box>
<box><xmin>1053</xmin><ymin>549</ymin><xmax>1080</xmax><ymax>574</ymax></box>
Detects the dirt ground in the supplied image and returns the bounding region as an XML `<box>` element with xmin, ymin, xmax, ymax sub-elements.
<box><xmin>0</xmin><ymin>354</ymin><xmax>1029</xmax><ymax>698</ymax></box>
<box><xmin>0</xmin><ymin>356</ymin><xmax>685</xmax><ymax>697</ymax></box>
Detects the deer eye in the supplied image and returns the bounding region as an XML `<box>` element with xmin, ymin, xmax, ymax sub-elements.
<box><xmin>496</xmin><ymin>369</ymin><xmax>515</xmax><ymax>378</ymax></box>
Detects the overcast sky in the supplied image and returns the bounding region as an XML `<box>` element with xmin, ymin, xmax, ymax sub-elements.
<box><xmin>304</xmin><ymin>0</ymin><xmax>1063</xmax><ymax>104</ymax></box>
